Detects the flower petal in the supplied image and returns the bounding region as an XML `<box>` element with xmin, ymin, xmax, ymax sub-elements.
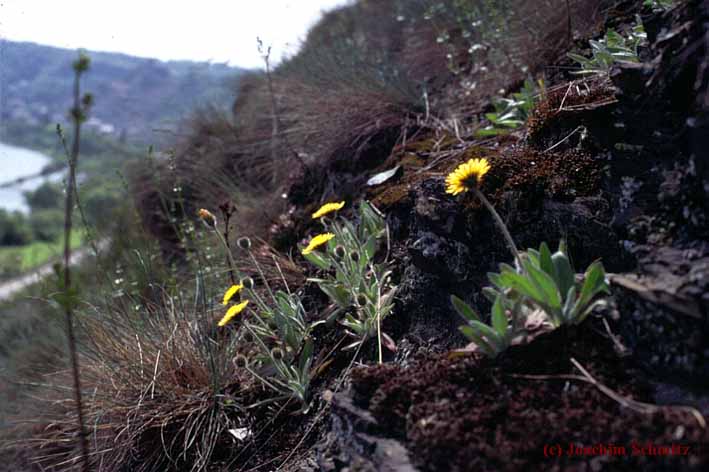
<box><xmin>218</xmin><ymin>300</ymin><xmax>250</xmax><ymax>327</ymax></box>
<box><xmin>302</xmin><ymin>233</ymin><xmax>335</xmax><ymax>255</ymax></box>
<box><xmin>312</xmin><ymin>201</ymin><xmax>346</xmax><ymax>219</ymax></box>
<box><xmin>222</xmin><ymin>284</ymin><xmax>243</xmax><ymax>305</ymax></box>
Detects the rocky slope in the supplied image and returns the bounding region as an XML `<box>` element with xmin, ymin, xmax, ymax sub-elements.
<box><xmin>285</xmin><ymin>1</ymin><xmax>708</xmax><ymax>470</ymax></box>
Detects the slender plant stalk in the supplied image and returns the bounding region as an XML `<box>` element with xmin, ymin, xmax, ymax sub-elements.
<box><xmin>62</xmin><ymin>54</ymin><xmax>90</xmax><ymax>472</ymax></box>
<box><xmin>376</xmin><ymin>284</ymin><xmax>383</xmax><ymax>364</ymax></box>
<box><xmin>258</xmin><ymin>38</ymin><xmax>280</xmax><ymax>186</ymax></box>
<box><xmin>220</xmin><ymin>204</ymin><xmax>237</xmax><ymax>284</ymax></box>
<box><xmin>369</xmin><ymin>263</ymin><xmax>384</xmax><ymax>364</ymax></box>
<box><xmin>472</xmin><ymin>187</ymin><xmax>521</xmax><ymax>267</ymax></box>
<box><xmin>215</xmin><ymin>225</ymin><xmax>237</xmax><ymax>285</ymax></box>
<box><xmin>57</xmin><ymin>126</ymin><xmax>102</xmax><ymax>263</ymax></box>
<box><xmin>247</xmin><ymin>249</ymin><xmax>276</xmax><ymax>302</ymax></box>
<box><xmin>257</xmin><ymin>37</ymin><xmax>305</xmax><ymax>183</ymax></box>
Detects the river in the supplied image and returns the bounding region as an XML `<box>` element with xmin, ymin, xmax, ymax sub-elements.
<box><xmin>0</xmin><ymin>142</ymin><xmax>57</xmax><ymax>213</ymax></box>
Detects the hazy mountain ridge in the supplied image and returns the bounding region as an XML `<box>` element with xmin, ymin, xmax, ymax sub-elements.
<box><xmin>0</xmin><ymin>40</ymin><xmax>248</xmax><ymax>144</ymax></box>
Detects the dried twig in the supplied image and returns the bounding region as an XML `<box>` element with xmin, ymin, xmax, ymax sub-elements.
<box><xmin>569</xmin><ymin>358</ymin><xmax>705</xmax><ymax>428</ymax></box>
<box><xmin>509</xmin><ymin>358</ymin><xmax>706</xmax><ymax>429</ymax></box>
<box><xmin>543</xmin><ymin>125</ymin><xmax>583</xmax><ymax>153</ymax></box>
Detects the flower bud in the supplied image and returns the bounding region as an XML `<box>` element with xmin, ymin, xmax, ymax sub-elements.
<box><xmin>237</xmin><ymin>237</ymin><xmax>252</xmax><ymax>250</ymax></box>
<box><xmin>197</xmin><ymin>208</ymin><xmax>217</xmax><ymax>228</ymax></box>
<box><xmin>241</xmin><ymin>277</ymin><xmax>255</xmax><ymax>290</ymax></box>
<box><xmin>349</xmin><ymin>250</ymin><xmax>360</xmax><ymax>262</ymax></box>
<box><xmin>73</xmin><ymin>53</ymin><xmax>90</xmax><ymax>73</ymax></box>
<box><xmin>355</xmin><ymin>293</ymin><xmax>369</xmax><ymax>307</ymax></box>
<box><xmin>334</xmin><ymin>245</ymin><xmax>346</xmax><ymax>259</ymax></box>
<box><xmin>234</xmin><ymin>354</ymin><xmax>248</xmax><ymax>369</ymax></box>
<box><xmin>271</xmin><ymin>347</ymin><xmax>284</xmax><ymax>361</ymax></box>
<box><xmin>81</xmin><ymin>93</ymin><xmax>94</xmax><ymax>108</ymax></box>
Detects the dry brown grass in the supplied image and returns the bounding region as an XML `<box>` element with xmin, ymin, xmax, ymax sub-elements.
<box><xmin>6</xmin><ymin>289</ymin><xmax>254</xmax><ymax>472</ymax></box>
<box><xmin>159</xmin><ymin>0</ymin><xmax>612</xmax><ymax>224</ymax></box>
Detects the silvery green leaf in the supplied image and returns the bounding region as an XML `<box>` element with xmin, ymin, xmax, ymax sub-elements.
<box><xmin>522</xmin><ymin>258</ymin><xmax>562</xmax><ymax>310</ymax></box>
<box><xmin>551</xmin><ymin>250</ymin><xmax>575</xmax><ymax>299</ymax></box>
<box><xmin>363</xmin><ymin>235</ymin><xmax>377</xmax><ymax>261</ymax></box>
<box><xmin>299</xmin><ymin>339</ymin><xmax>313</xmax><ymax>377</ymax></box>
<box><xmin>466</xmin><ymin>320</ymin><xmax>504</xmax><ymax>353</ymax></box>
<box><xmin>575</xmin><ymin>298</ymin><xmax>608</xmax><ymax>324</ymax></box>
<box><xmin>573</xmin><ymin>261</ymin><xmax>608</xmax><ymax>316</ymax></box>
<box><xmin>303</xmin><ymin>251</ymin><xmax>331</xmax><ymax>270</ymax></box>
<box><xmin>539</xmin><ymin>242</ymin><xmax>554</xmax><ymax>278</ymax></box>
<box><xmin>491</xmin><ymin>295</ymin><xmax>508</xmax><ymax>337</ymax></box>
<box><xmin>451</xmin><ymin>295</ymin><xmax>481</xmax><ymax>323</ymax></box>
<box><xmin>482</xmin><ymin>286</ymin><xmax>500</xmax><ymax>303</ymax></box>
<box><xmin>498</xmin><ymin>269</ymin><xmax>547</xmax><ymax>304</ymax></box>
<box><xmin>475</xmin><ymin>127</ymin><xmax>510</xmax><ymax>137</ymax></box>
<box><xmin>318</xmin><ymin>282</ymin><xmax>350</xmax><ymax>307</ymax></box>
<box><xmin>562</xmin><ymin>285</ymin><xmax>577</xmax><ymax>321</ymax></box>
<box><xmin>527</xmin><ymin>248</ymin><xmax>541</xmax><ymax>266</ymax></box>
<box><xmin>380</xmin><ymin>286</ymin><xmax>397</xmax><ymax>305</ymax></box>
<box><xmin>459</xmin><ymin>326</ymin><xmax>497</xmax><ymax>357</ymax></box>
<box><xmin>487</xmin><ymin>272</ymin><xmax>506</xmax><ymax>290</ymax></box>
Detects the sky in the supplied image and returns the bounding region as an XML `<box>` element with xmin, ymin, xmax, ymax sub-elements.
<box><xmin>0</xmin><ymin>0</ymin><xmax>349</xmax><ymax>68</ymax></box>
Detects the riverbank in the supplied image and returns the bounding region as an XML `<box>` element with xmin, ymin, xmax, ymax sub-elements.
<box><xmin>0</xmin><ymin>141</ymin><xmax>57</xmax><ymax>214</ymax></box>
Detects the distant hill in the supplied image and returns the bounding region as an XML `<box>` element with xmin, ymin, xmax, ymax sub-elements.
<box><xmin>0</xmin><ymin>40</ymin><xmax>247</xmax><ymax>145</ymax></box>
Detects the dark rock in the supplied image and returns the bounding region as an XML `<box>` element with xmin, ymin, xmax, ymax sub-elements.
<box><xmin>318</xmin><ymin>392</ymin><xmax>417</xmax><ymax>471</ymax></box>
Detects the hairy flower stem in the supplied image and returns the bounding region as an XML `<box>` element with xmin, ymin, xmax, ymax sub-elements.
<box><xmin>369</xmin><ymin>264</ymin><xmax>384</xmax><ymax>364</ymax></box>
<box><xmin>214</xmin><ymin>230</ymin><xmax>238</xmax><ymax>285</ymax></box>
<box><xmin>220</xmin><ymin>209</ymin><xmax>237</xmax><ymax>285</ymax></box>
<box><xmin>247</xmin><ymin>250</ymin><xmax>276</xmax><ymax>303</ymax></box>
<box><xmin>63</xmin><ymin>56</ymin><xmax>90</xmax><ymax>472</ymax></box>
<box><xmin>472</xmin><ymin>187</ymin><xmax>521</xmax><ymax>268</ymax></box>
<box><xmin>376</xmin><ymin>284</ymin><xmax>383</xmax><ymax>364</ymax></box>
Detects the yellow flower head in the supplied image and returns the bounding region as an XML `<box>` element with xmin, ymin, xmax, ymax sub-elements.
<box><xmin>302</xmin><ymin>232</ymin><xmax>335</xmax><ymax>255</ymax></box>
<box><xmin>445</xmin><ymin>158</ymin><xmax>491</xmax><ymax>195</ymax></box>
<box><xmin>197</xmin><ymin>208</ymin><xmax>217</xmax><ymax>226</ymax></box>
<box><xmin>218</xmin><ymin>300</ymin><xmax>249</xmax><ymax>327</ymax></box>
<box><xmin>222</xmin><ymin>284</ymin><xmax>243</xmax><ymax>305</ymax></box>
<box><xmin>312</xmin><ymin>201</ymin><xmax>345</xmax><ymax>219</ymax></box>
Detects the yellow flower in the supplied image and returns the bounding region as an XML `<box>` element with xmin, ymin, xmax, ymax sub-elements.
<box><xmin>197</xmin><ymin>208</ymin><xmax>217</xmax><ymax>226</ymax></box>
<box><xmin>222</xmin><ymin>284</ymin><xmax>243</xmax><ymax>305</ymax></box>
<box><xmin>312</xmin><ymin>201</ymin><xmax>345</xmax><ymax>219</ymax></box>
<box><xmin>218</xmin><ymin>300</ymin><xmax>249</xmax><ymax>327</ymax></box>
<box><xmin>445</xmin><ymin>158</ymin><xmax>491</xmax><ymax>195</ymax></box>
<box><xmin>302</xmin><ymin>233</ymin><xmax>335</xmax><ymax>255</ymax></box>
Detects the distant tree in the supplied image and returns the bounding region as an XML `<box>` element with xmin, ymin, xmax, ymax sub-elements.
<box><xmin>29</xmin><ymin>208</ymin><xmax>64</xmax><ymax>242</ymax></box>
<box><xmin>0</xmin><ymin>209</ymin><xmax>33</xmax><ymax>245</ymax></box>
<box><xmin>24</xmin><ymin>181</ymin><xmax>64</xmax><ymax>211</ymax></box>
<box><xmin>83</xmin><ymin>185</ymin><xmax>119</xmax><ymax>228</ymax></box>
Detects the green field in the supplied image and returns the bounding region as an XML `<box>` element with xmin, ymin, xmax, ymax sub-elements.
<box><xmin>0</xmin><ymin>232</ymin><xmax>83</xmax><ymax>279</ymax></box>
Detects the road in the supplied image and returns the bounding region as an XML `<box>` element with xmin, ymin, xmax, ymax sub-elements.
<box><xmin>0</xmin><ymin>240</ymin><xmax>108</xmax><ymax>302</ymax></box>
